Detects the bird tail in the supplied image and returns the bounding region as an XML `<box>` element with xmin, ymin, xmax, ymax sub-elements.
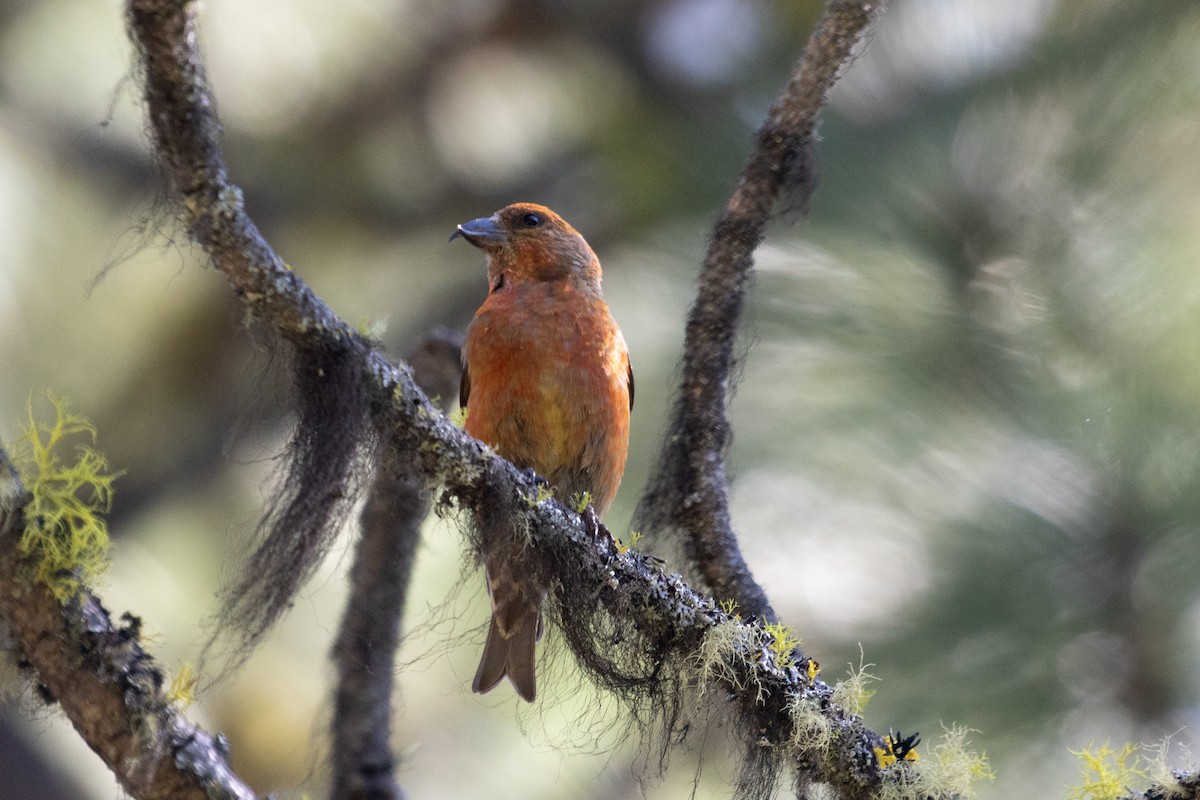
<box><xmin>472</xmin><ymin>560</ymin><xmax>542</xmax><ymax>702</ymax></box>
<box><xmin>472</xmin><ymin>606</ymin><xmax>539</xmax><ymax>702</ymax></box>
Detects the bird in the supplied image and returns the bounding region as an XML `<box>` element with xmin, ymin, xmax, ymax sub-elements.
<box><xmin>451</xmin><ymin>202</ymin><xmax>633</xmax><ymax>702</ymax></box>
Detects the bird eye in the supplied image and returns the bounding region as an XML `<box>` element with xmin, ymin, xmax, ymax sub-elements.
<box><xmin>521</xmin><ymin>212</ymin><xmax>542</xmax><ymax>227</ymax></box>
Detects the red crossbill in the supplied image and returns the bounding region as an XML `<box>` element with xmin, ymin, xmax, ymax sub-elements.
<box><xmin>452</xmin><ymin>202</ymin><xmax>633</xmax><ymax>702</ymax></box>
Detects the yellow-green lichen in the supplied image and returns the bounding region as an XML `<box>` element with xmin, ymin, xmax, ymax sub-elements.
<box><xmin>523</xmin><ymin>483</ymin><xmax>555</xmax><ymax>507</ymax></box>
<box><xmin>614</xmin><ymin>529</ymin><xmax>642</xmax><ymax>554</ymax></box>
<box><xmin>719</xmin><ymin>597</ymin><xmax>741</xmax><ymax>619</ymax></box>
<box><xmin>570</xmin><ymin>490</ymin><xmax>593</xmax><ymax>513</ymax></box>
<box><xmin>166</xmin><ymin>662</ymin><xmax>197</xmax><ymax>710</ymax></box>
<box><xmin>763</xmin><ymin>621</ymin><xmax>801</xmax><ymax>669</ymax></box>
<box><xmin>10</xmin><ymin>395</ymin><xmax>121</xmax><ymax>600</ymax></box>
<box><xmin>355</xmin><ymin>316</ymin><xmax>387</xmax><ymax>340</ymax></box>
<box><xmin>1067</xmin><ymin>743</ymin><xmax>1145</xmax><ymax>800</ymax></box>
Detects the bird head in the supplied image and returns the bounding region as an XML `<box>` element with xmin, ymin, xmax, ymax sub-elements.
<box><xmin>451</xmin><ymin>203</ymin><xmax>601</xmax><ymax>290</ymax></box>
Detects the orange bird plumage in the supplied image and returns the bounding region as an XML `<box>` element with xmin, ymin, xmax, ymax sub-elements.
<box><xmin>452</xmin><ymin>202</ymin><xmax>633</xmax><ymax>702</ymax></box>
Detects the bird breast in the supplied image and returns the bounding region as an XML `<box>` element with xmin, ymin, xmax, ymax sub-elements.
<box><xmin>464</xmin><ymin>281</ymin><xmax>631</xmax><ymax>512</ymax></box>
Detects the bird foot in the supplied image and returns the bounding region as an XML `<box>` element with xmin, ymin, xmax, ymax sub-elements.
<box><xmin>580</xmin><ymin>504</ymin><xmax>616</xmax><ymax>549</ymax></box>
<box><xmin>522</xmin><ymin>467</ymin><xmax>550</xmax><ymax>488</ymax></box>
<box><xmin>520</xmin><ymin>467</ymin><xmax>553</xmax><ymax>499</ymax></box>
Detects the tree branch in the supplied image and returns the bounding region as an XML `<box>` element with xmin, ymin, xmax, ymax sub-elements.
<box><xmin>330</xmin><ymin>331</ymin><xmax>462</xmax><ymax>800</ymax></box>
<box><xmin>634</xmin><ymin>0</ymin><xmax>883</xmax><ymax>622</ymax></box>
<box><xmin>125</xmin><ymin>0</ymin><xmax>355</xmax><ymax>347</ymax></box>
<box><xmin>0</xmin><ymin>446</ymin><xmax>257</xmax><ymax>800</ymax></box>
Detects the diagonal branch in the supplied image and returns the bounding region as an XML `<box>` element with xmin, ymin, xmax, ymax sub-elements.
<box><xmin>634</xmin><ymin>0</ymin><xmax>884</xmax><ymax>622</ymax></box>
<box><xmin>0</xmin><ymin>447</ymin><xmax>257</xmax><ymax>800</ymax></box>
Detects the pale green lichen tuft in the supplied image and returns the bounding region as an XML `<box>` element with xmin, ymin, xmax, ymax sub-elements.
<box><xmin>830</xmin><ymin>650</ymin><xmax>877</xmax><ymax>716</ymax></box>
<box><xmin>693</xmin><ymin>619</ymin><xmax>751</xmax><ymax>693</ymax></box>
<box><xmin>690</xmin><ymin>618</ymin><xmax>768</xmax><ymax>705</ymax></box>
<box><xmin>785</xmin><ymin>691</ymin><xmax>833</xmax><ymax>755</ymax></box>
<box><xmin>1144</xmin><ymin>736</ymin><xmax>1193</xmax><ymax>797</ymax></box>
<box><xmin>877</xmin><ymin>725</ymin><xmax>992</xmax><ymax>800</ymax></box>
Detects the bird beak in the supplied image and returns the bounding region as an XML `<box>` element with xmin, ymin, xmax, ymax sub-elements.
<box><xmin>449</xmin><ymin>216</ymin><xmax>505</xmax><ymax>246</ymax></box>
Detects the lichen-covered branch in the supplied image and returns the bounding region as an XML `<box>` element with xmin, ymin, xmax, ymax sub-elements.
<box><xmin>125</xmin><ymin>0</ymin><xmax>350</xmax><ymax>345</ymax></box>
<box><xmin>634</xmin><ymin>0</ymin><xmax>884</xmax><ymax>622</ymax></box>
<box><xmin>0</xmin><ymin>446</ymin><xmax>257</xmax><ymax>800</ymax></box>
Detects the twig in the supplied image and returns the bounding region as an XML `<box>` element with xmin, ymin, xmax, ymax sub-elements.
<box><xmin>0</xmin><ymin>446</ymin><xmax>257</xmax><ymax>800</ymax></box>
<box><xmin>329</xmin><ymin>331</ymin><xmax>462</xmax><ymax>800</ymax></box>
<box><xmin>329</xmin><ymin>446</ymin><xmax>415</xmax><ymax>800</ymax></box>
<box><xmin>634</xmin><ymin>0</ymin><xmax>884</xmax><ymax>622</ymax></box>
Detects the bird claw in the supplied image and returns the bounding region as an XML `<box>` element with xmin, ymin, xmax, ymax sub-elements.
<box><xmin>581</xmin><ymin>504</ymin><xmax>601</xmax><ymax>539</ymax></box>
<box><xmin>580</xmin><ymin>504</ymin><xmax>613</xmax><ymax>546</ymax></box>
<box><xmin>523</xmin><ymin>467</ymin><xmax>550</xmax><ymax>490</ymax></box>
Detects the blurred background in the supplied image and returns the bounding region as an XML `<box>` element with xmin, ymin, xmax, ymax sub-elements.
<box><xmin>2</xmin><ymin>0</ymin><xmax>1200</xmax><ymax>797</ymax></box>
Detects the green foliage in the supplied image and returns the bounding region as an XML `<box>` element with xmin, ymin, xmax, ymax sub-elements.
<box><xmin>11</xmin><ymin>394</ymin><xmax>120</xmax><ymax>600</ymax></box>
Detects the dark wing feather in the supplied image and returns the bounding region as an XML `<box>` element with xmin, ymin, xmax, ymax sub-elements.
<box><xmin>460</xmin><ymin>360</ymin><xmax>471</xmax><ymax>410</ymax></box>
<box><xmin>627</xmin><ymin>359</ymin><xmax>635</xmax><ymax>411</ymax></box>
